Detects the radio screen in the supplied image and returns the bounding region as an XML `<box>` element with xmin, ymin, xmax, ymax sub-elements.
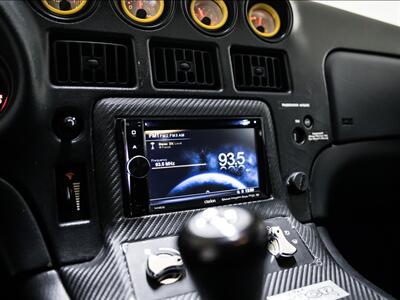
<box><xmin>143</xmin><ymin>119</ymin><xmax>266</xmax><ymax>212</ymax></box>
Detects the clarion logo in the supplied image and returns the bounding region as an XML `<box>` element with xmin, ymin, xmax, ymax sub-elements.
<box><xmin>204</xmin><ymin>199</ymin><xmax>216</xmax><ymax>204</ymax></box>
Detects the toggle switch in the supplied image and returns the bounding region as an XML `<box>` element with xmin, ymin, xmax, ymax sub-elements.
<box><xmin>267</xmin><ymin>226</ymin><xmax>297</xmax><ymax>258</ymax></box>
<box><xmin>146</xmin><ymin>248</ymin><xmax>184</xmax><ymax>285</ymax></box>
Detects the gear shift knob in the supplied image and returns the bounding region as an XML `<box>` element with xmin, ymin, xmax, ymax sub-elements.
<box><xmin>178</xmin><ymin>207</ymin><xmax>267</xmax><ymax>300</ymax></box>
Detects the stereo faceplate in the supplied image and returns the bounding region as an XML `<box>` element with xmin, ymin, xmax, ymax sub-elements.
<box><xmin>117</xmin><ymin>118</ymin><xmax>270</xmax><ymax>217</ymax></box>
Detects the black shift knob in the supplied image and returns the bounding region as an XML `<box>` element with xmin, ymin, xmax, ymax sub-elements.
<box><xmin>178</xmin><ymin>207</ymin><xmax>267</xmax><ymax>300</ymax></box>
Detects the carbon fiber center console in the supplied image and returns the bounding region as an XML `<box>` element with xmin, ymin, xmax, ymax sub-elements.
<box><xmin>59</xmin><ymin>98</ymin><xmax>393</xmax><ymax>300</ymax></box>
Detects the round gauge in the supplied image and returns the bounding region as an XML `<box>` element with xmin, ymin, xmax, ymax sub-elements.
<box><xmin>248</xmin><ymin>3</ymin><xmax>281</xmax><ymax>38</ymax></box>
<box><xmin>41</xmin><ymin>0</ymin><xmax>88</xmax><ymax>16</ymax></box>
<box><xmin>190</xmin><ymin>0</ymin><xmax>228</xmax><ymax>31</ymax></box>
<box><xmin>121</xmin><ymin>0</ymin><xmax>165</xmax><ymax>24</ymax></box>
<box><xmin>0</xmin><ymin>68</ymin><xmax>10</xmax><ymax>114</ymax></box>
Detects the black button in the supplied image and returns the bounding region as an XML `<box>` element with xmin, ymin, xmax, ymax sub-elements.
<box><xmin>127</xmin><ymin>156</ymin><xmax>151</xmax><ymax>178</ymax></box>
<box><xmin>64</xmin><ymin>116</ymin><xmax>78</xmax><ymax>128</ymax></box>
<box><xmin>287</xmin><ymin>172</ymin><xmax>309</xmax><ymax>194</ymax></box>
<box><xmin>303</xmin><ymin>116</ymin><xmax>313</xmax><ymax>129</ymax></box>
<box><xmin>53</xmin><ymin>112</ymin><xmax>82</xmax><ymax>141</ymax></box>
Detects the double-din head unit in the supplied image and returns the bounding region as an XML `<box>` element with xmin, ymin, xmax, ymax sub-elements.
<box><xmin>116</xmin><ymin>118</ymin><xmax>270</xmax><ymax>217</ymax></box>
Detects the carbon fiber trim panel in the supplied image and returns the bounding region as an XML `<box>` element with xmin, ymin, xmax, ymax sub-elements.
<box><xmin>60</xmin><ymin>98</ymin><xmax>392</xmax><ymax>300</ymax></box>
<box><xmin>92</xmin><ymin>98</ymin><xmax>284</xmax><ymax>225</ymax></box>
<box><xmin>165</xmin><ymin>224</ymin><xmax>388</xmax><ymax>300</ymax></box>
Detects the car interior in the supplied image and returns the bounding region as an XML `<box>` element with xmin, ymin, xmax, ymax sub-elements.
<box><xmin>0</xmin><ymin>1</ymin><xmax>399</xmax><ymax>299</ymax></box>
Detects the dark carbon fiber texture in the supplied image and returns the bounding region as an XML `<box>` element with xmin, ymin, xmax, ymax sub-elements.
<box><xmin>91</xmin><ymin>98</ymin><xmax>285</xmax><ymax>226</ymax></box>
<box><xmin>60</xmin><ymin>98</ymin><xmax>392</xmax><ymax>300</ymax></box>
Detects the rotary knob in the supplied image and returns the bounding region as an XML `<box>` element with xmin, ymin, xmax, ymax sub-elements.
<box><xmin>127</xmin><ymin>155</ymin><xmax>151</xmax><ymax>178</ymax></box>
<box><xmin>146</xmin><ymin>249</ymin><xmax>185</xmax><ymax>285</ymax></box>
<box><xmin>286</xmin><ymin>172</ymin><xmax>309</xmax><ymax>194</ymax></box>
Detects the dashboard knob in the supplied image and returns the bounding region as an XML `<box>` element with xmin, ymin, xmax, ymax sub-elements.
<box><xmin>146</xmin><ymin>249</ymin><xmax>184</xmax><ymax>285</ymax></box>
<box><xmin>267</xmin><ymin>226</ymin><xmax>297</xmax><ymax>258</ymax></box>
<box><xmin>178</xmin><ymin>207</ymin><xmax>267</xmax><ymax>300</ymax></box>
<box><xmin>63</xmin><ymin>116</ymin><xmax>78</xmax><ymax>128</ymax></box>
<box><xmin>127</xmin><ymin>155</ymin><xmax>151</xmax><ymax>178</ymax></box>
<box><xmin>287</xmin><ymin>172</ymin><xmax>309</xmax><ymax>194</ymax></box>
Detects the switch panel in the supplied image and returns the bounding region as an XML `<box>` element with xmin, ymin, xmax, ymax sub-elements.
<box><xmin>123</xmin><ymin>237</ymin><xmax>195</xmax><ymax>300</ymax></box>
<box><xmin>123</xmin><ymin>217</ymin><xmax>313</xmax><ymax>300</ymax></box>
<box><xmin>56</xmin><ymin>165</ymin><xmax>89</xmax><ymax>223</ymax></box>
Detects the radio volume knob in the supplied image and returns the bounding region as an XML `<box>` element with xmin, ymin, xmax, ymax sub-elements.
<box><xmin>127</xmin><ymin>156</ymin><xmax>151</xmax><ymax>178</ymax></box>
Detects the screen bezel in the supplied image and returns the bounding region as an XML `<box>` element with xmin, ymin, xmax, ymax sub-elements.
<box><xmin>140</xmin><ymin>118</ymin><xmax>271</xmax><ymax>214</ymax></box>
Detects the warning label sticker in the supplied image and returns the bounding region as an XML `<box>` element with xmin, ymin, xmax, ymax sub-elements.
<box><xmin>267</xmin><ymin>280</ymin><xmax>349</xmax><ymax>300</ymax></box>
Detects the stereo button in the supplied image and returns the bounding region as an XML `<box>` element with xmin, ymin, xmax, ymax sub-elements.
<box><xmin>127</xmin><ymin>155</ymin><xmax>150</xmax><ymax>178</ymax></box>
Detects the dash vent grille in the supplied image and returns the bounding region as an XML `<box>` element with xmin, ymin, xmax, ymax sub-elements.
<box><xmin>231</xmin><ymin>48</ymin><xmax>289</xmax><ymax>92</ymax></box>
<box><xmin>150</xmin><ymin>41</ymin><xmax>220</xmax><ymax>90</ymax></box>
<box><xmin>51</xmin><ymin>40</ymin><xmax>135</xmax><ymax>87</ymax></box>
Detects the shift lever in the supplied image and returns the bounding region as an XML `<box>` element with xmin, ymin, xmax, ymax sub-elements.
<box><xmin>178</xmin><ymin>207</ymin><xmax>267</xmax><ymax>300</ymax></box>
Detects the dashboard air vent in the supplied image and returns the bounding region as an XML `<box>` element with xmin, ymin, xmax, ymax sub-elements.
<box><xmin>51</xmin><ymin>40</ymin><xmax>134</xmax><ymax>87</ymax></box>
<box><xmin>150</xmin><ymin>40</ymin><xmax>220</xmax><ymax>90</ymax></box>
<box><xmin>231</xmin><ymin>47</ymin><xmax>289</xmax><ymax>92</ymax></box>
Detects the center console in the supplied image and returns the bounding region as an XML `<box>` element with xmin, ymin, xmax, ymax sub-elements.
<box><xmin>59</xmin><ymin>97</ymin><xmax>392</xmax><ymax>300</ymax></box>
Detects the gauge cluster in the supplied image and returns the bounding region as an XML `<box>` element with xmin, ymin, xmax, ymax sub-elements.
<box><xmin>113</xmin><ymin>0</ymin><xmax>174</xmax><ymax>29</ymax></box>
<box><xmin>248</xmin><ymin>3</ymin><xmax>280</xmax><ymax>38</ymax></box>
<box><xmin>183</xmin><ymin>0</ymin><xmax>237</xmax><ymax>36</ymax></box>
<box><xmin>30</xmin><ymin>0</ymin><xmax>98</xmax><ymax>21</ymax></box>
<box><xmin>41</xmin><ymin>0</ymin><xmax>88</xmax><ymax>15</ymax></box>
<box><xmin>246</xmin><ymin>0</ymin><xmax>292</xmax><ymax>42</ymax></box>
<box><xmin>30</xmin><ymin>0</ymin><xmax>292</xmax><ymax>41</ymax></box>
<box><xmin>191</xmin><ymin>0</ymin><xmax>228</xmax><ymax>30</ymax></box>
<box><xmin>121</xmin><ymin>0</ymin><xmax>165</xmax><ymax>23</ymax></box>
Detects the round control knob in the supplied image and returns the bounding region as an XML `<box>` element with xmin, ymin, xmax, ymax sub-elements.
<box><xmin>287</xmin><ymin>172</ymin><xmax>309</xmax><ymax>194</ymax></box>
<box><xmin>127</xmin><ymin>155</ymin><xmax>150</xmax><ymax>178</ymax></box>
<box><xmin>178</xmin><ymin>207</ymin><xmax>267</xmax><ymax>300</ymax></box>
<box><xmin>53</xmin><ymin>113</ymin><xmax>82</xmax><ymax>140</ymax></box>
<box><xmin>63</xmin><ymin>116</ymin><xmax>78</xmax><ymax>128</ymax></box>
<box><xmin>146</xmin><ymin>249</ymin><xmax>184</xmax><ymax>285</ymax></box>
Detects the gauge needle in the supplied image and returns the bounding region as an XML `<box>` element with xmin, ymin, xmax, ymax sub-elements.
<box><xmin>257</xmin><ymin>16</ymin><xmax>263</xmax><ymax>27</ymax></box>
<box><xmin>137</xmin><ymin>0</ymin><xmax>143</xmax><ymax>9</ymax></box>
<box><xmin>196</xmin><ymin>7</ymin><xmax>206</xmax><ymax>20</ymax></box>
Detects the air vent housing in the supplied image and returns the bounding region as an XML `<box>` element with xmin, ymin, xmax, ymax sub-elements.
<box><xmin>231</xmin><ymin>47</ymin><xmax>289</xmax><ymax>92</ymax></box>
<box><xmin>150</xmin><ymin>40</ymin><xmax>221</xmax><ymax>90</ymax></box>
<box><xmin>51</xmin><ymin>40</ymin><xmax>135</xmax><ymax>87</ymax></box>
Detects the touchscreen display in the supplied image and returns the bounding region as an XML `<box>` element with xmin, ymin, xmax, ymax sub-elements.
<box><xmin>144</xmin><ymin>119</ymin><xmax>266</xmax><ymax>212</ymax></box>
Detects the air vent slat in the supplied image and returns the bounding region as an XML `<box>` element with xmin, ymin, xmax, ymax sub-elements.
<box><xmin>150</xmin><ymin>40</ymin><xmax>220</xmax><ymax>90</ymax></box>
<box><xmin>231</xmin><ymin>47</ymin><xmax>289</xmax><ymax>92</ymax></box>
<box><xmin>66</xmin><ymin>43</ymin><xmax>71</xmax><ymax>83</ymax></box>
<box><xmin>274</xmin><ymin>58</ymin><xmax>282</xmax><ymax>88</ymax></box>
<box><xmin>51</xmin><ymin>39</ymin><xmax>135</xmax><ymax>87</ymax></box>
<box><xmin>233</xmin><ymin>55</ymin><xmax>243</xmax><ymax>87</ymax></box>
<box><xmin>195</xmin><ymin>51</ymin><xmax>204</xmax><ymax>84</ymax></box>
<box><xmin>78</xmin><ymin>43</ymin><xmax>83</xmax><ymax>83</ymax></box>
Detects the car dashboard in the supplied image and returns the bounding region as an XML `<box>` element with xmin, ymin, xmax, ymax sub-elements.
<box><xmin>0</xmin><ymin>1</ymin><xmax>399</xmax><ymax>299</ymax></box>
